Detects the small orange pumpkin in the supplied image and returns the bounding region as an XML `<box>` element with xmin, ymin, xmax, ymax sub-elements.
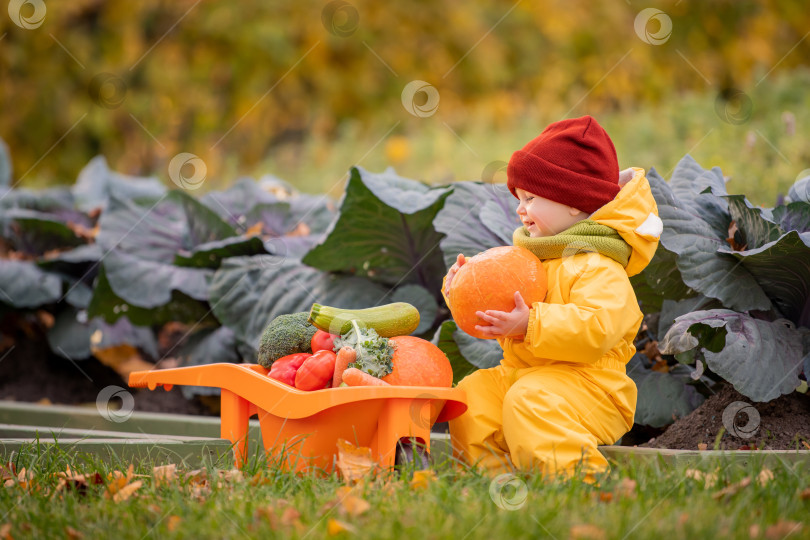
<box><xmin>381</xmin><ymin>336</ymin><xmax>452</xmax><ymax>387</ymax></box>
<box><xmin>447</xmin><ymin>246</ymin><xmax>547</xmax><ymax>339</ymax></box>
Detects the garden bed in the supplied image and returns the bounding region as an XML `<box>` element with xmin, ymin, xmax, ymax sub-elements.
<box><xmin>641</xmin><ymin>382</ymin><xmax>810</xmax><ymax>451</ymax></box>
<box><xmin>0</xmin><ymin>332</ymin><xmax>217</xmax><ymax>417</ymax></box>
<box><xmin>3</xmin><ymin>338</ymin><xmax>810</xmax><ymax>452</ymax></box>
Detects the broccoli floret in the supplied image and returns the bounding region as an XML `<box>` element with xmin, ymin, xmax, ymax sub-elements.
<box><xmin>257</xmin><ymin>312</ymin><xmax>318</xmax><ymax>368</ymax></box>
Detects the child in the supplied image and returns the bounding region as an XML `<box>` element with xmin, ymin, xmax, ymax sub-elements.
<box><xmin>443</xmin><ymin>115</ymin><xmax>662</xmax><ymax>481</ymax></box>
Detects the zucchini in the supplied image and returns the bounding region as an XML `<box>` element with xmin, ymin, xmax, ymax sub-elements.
<box><xmin>308</xmin><ymin>302</ymin><xmax>420</xmax><ymax>337</ymax></box>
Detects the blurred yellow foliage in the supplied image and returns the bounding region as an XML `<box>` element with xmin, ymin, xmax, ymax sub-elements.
<box><xmin>384</xmin><ymin>135</ymin><xmax>411</xmax><ymax>165</ymax></box>
<box><xmin>1</xmin><ymin>0</ymin><xmax>808</xmax><ymax>187</ymax></box>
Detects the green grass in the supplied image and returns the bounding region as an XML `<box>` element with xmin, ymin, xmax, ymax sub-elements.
<box><xmin>2</xmin><ymin>442</ymin><xmax>808</xmax><ymax>539</ymax></box>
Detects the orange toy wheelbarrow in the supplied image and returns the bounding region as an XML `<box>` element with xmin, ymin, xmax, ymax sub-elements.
<box><xmin>128</xmin><ymin>363</ymin><xmax>467</xmax><ymax>473</ymax></box>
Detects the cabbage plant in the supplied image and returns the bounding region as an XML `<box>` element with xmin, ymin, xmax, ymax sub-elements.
<box><xmin>639</xmin><ymin>155</ymin><xmax>810</xmax><ymax>402</ymax></box>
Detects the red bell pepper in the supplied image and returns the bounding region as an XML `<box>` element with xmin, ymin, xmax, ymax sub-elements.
<box><xmin>267</xmin><ymin>353</ymin><xmax>310</xmax><ymax>387</ymax></box>
<box><xmin>295</xmin><ymin>349</ymin><xmax>337</xmax><ymax>391</ymax></box>
<box><xmin>310</xmin><ymin>330</ymin><xmax>337</xmax><ymax>353</ymax></box>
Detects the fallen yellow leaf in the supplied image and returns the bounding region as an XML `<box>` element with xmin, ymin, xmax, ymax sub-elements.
<box><xmin>410</xmin><ymin>470</ymin><xmax>437</xmax><ymax>490</ymax></box>
<box><xmin>51</xmin><ymin>468</ymin><xmax>102</xmax><ymax>499</ymax></box>
<box><xmin>335</xmin><ymin>486</ymin><xmax>370</xmax><ymax>517</ymax></box>
<box><xmin>112</xmin><ymin>480</ymin><xmax>142</xmax><ymax>502</ymax></box>
<box><xmin>152</xmin><ymin>464</ymin><xmax>177</xmax><ymax>488</ymax></box>
<box><xmin>167</xmin><ymin>516</ymin><xmax>182</xmax><ymax>532</ymax></box>
<box><xmin>250</xmin><ymin>472</ymin><xmax>272</xmax><ymax>486</ymax></box>
<box><xmin>91</xmin><ymin>344</ymin><xmax>154</xmax><ymax>380</ymax></box>
<box><xmin>685</xmin><ymin>469</ymin><xmax>718</xmax><ymax>488</ymax></box>
<box><xmin>327</xmin><ymin>518</ymin><xmax>357</xmax><ymax>536</ymax></box>
<box><xmin>184</xmin><ymin>469</ymin><xmax>208</xmax><ymax>485</ymax></box>
<box><xmin>183</xmin><ymin>468</ymin><xmax>211</xmax><ymax>501</ymax></box>
<box><xmin>106</xmin><ymin>464</ymin><xmax>136</xmax><ymax>497</ymax></box>
<box><xmin>757</xmin><ymin>469</ymin><xmax>774</xmax><ymax>487</ymax></box>
<box><xmin>336</xmin><ymin>439</ymin><xmax>376</xmax><ymax>485</ymax></box>
<box><xmin>216</xmin><ymin>468</ymin><xmax>244</xmax><ymax>488</ymax></box>
<box><xmin>11</xmin><ymin>467</ymin><xmax>38</xmax><ymax>493</ymax></box>
<box><xmin>219</xmin><ymin>469</ymin><xmax>244</xmax><ymax>481</ymax></box>
<box><xmin>0</xmin><ymin>463</ymin><xmax>13</xmax><ymax>483</ymax></box>
<box><xmin>713</xmin><ymin>476</ymin><xmax>752</xmax><ymax>500</ymax></box>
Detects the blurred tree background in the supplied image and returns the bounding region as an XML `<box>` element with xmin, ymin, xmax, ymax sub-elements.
<box><xmin>1</xmin><ymin>0</ymin><xmax>809</xmax><ymax>203</ymax></box>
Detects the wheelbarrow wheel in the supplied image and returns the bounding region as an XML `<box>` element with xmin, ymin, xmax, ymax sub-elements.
<box><xmin>395</xmin><ymin>437</ymin><xmax>431</xmax><ymax>470</ymax></box>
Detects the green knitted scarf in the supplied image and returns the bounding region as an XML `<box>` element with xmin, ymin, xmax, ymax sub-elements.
<box><xmin>512</xmin><ymin>220</ymin><xmax>632</xmax><ymax>267</ymax></box>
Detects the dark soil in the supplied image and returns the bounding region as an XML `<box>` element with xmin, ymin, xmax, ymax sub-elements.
<box><xmin>640</xmin><ymin>382</ymin><xmax>810</xmax><ymax>451</ymax></box>
<box><xmin>0</xmin><ymin>334</ymin><xmax>216</xmax><ymax>416</ymax></box>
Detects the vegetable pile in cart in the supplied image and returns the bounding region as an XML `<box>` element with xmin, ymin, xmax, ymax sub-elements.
<box><xmin>257</xmin><ymin>302</ymin><xmax>453</xmax><ymax>390</ymax></box>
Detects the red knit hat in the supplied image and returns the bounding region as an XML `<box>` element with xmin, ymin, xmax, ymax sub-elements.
<box><xmin>506</xmin><ymin>115</ymin><xmax>620</xmax><ymax>214</ymax></box>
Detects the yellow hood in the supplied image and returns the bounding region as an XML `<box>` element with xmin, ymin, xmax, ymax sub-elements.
<box><xmin>589</xmin><ymin>167</ymin><xmax>662</xmax><ymax>277</ymax></box>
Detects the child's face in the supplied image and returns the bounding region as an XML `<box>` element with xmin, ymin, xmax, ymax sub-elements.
<box><xmin>515</xmin><ymin>188</ymin><xmax>587</xmax><ymax>237</ymax></box>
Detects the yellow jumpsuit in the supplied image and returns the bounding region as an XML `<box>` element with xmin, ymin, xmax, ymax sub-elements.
<box><xmin>447</xmin><ymin>168</ymin><xmax>662</xmax><ymax>480</ymax></box>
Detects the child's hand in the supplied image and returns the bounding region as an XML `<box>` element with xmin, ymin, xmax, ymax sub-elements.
<box><xmin>443</xmin><ymin>253</ymin><xmax>466</xmax><ymax>296</ymax></box>
<box><xmin>474</xmin><ymin>291</ymin><xmax>530</xmax><ymax>339</ymax></box>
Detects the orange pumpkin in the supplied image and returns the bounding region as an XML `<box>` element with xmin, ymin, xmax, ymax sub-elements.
<box><xmin>381</xmin><ymin>336</ymin><xmax>453</xmax><ymax>387</ymax></box>
<box><xmin>447</xmin><ymin>246</ymin><xmax>547</xmax><ymax>339</ymax></box>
